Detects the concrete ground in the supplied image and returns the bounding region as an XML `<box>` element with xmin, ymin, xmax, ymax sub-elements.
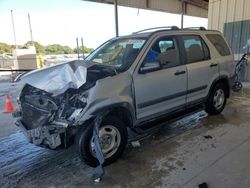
<box><xmin>0</xmin><ymin>82</ymin><xmax>20</xmax><ymax>138</ymax></box>
<box><xmin>1</xmin><ymin>81</ymin><xmax>250</xmax><ymax>187</ymax></box>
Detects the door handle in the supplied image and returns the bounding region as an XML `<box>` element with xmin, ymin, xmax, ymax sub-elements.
<box><xmin>174</xmin><ymin>70</ymin><xmax>186</xmax><ymax>75</ymax></box>
<box><xmin>210</xmin><ymin>63</ymin><xmax>218</xmax><ymax>67</ymax></box>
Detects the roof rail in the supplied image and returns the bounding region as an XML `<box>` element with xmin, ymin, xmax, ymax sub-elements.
<box><xmin>132</xmin><ymin>26</ymin><xmax>180</xmax><ymax>34</ymax></box>
<box><xmin>183</xmin><ymin>27</ymin><xmax>206</xmax><ymax>30</ymax></box>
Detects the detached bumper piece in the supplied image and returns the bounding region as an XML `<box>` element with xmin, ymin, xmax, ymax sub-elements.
<box><xmin>92</xmin><ymin>115</ymin><xmax>105</xmax><ymax>182</ymax></box>
<box><xmin>12</xmin><ymin>111</ymin><xmax>22</xmax><ymax>118</ymax></box>
<box><xmin>15</xmin><ymin>119</ymin><xmax>66</xmax><ymax>149</ymax></box>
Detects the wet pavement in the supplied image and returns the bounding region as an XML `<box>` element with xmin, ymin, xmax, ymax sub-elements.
<box><xmin>0</xmin><ymin>82</ymin><xmax>20</xmax><ymax>138</ymax></box>
<box><xmin>1</xmin><ymin>82</ymin><xmax>250</xmax><ymax>187</ymax></box>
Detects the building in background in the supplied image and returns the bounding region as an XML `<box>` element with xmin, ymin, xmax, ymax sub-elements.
<box><xmin>13</xmin><ymin>46</ymin><xmax>37</xmax><ymax>70</ymax></box>
<box><xmin>208</xmin><ymin>0</ymin><xmax>250</xmax><ymax>60</ymax></box>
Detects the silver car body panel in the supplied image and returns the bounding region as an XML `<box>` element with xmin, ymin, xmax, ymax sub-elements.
<box><xmin>185</xmin><ymin>34</ymin><xmax>220</xmax><ymax>103</ymax></box>
<box><xmin>19</xmin><ymin>61</ymin><xmax>88</xmax><ymax>96</ymax></box>
<box><xmin>14</xmin><ymin>29</ymin><xmax>234</xmax><ymax>149</ymax></box>
<box><xmin>75</xmin><ymin>71</ymin><xmax>135</xmax><ymax>125</ymax></box>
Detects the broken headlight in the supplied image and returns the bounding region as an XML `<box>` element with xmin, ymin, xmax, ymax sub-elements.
<box><xmin>68</xmin><ymin>91</ymin><xmax>89</xmax><ymax>121</ymax></box>
<box><xmin>61</xmin><ymin>90</ymin><xmax>89</xmax><ymax>122</ymax></box>
<box><xmin>68</xmin><ymin>90</ymin><xmax>88</xmax><ymax>109</ymax></box>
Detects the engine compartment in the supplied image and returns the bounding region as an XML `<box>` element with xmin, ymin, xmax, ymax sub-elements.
<box><xmin>19</xmin><ymin>63</ymin><xmax>117</xmax><ymax>129</ymax></box>
<box><xmin>15</xmin><ymin>63</ymin><xmax>117</xmax><ymax>149</ymax></box>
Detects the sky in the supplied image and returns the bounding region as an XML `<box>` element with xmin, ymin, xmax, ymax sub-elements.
<box><xmin>0</xmin><ymin>0</ymin><xmax>208</xmax><ymax>49</ymax></box>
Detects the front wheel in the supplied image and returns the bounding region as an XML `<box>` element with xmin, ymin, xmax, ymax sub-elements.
<box><xmin>76</xmin><ymin>116</ymin><xmax>128</xmax><ymax>167</ymax></box>
<box><xmin>205</xmin><ymin>83</ymin><xmax>227</xmax><ymax>115</ymax></box>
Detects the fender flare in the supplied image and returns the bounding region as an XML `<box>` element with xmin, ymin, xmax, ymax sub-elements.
<box><xmin>207</xmin><ymin>75</ymin><xmax>230</xmax><ymax>99</ymax></box>
<box><xmin>90</xmin><ymin>102</ymin><xmax>136</xmax><ymax>127</ymax></box>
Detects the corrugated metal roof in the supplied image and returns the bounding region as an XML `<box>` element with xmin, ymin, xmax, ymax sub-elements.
<box><xmin>83</xmin><ymin>0</ymin><xmax>208</xmax><ymax>18</ymax></box>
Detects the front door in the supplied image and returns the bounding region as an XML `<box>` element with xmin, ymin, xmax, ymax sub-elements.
<box><xmin>133</xmin><ymin>36</ymin><xmax>187</xmax><ymax>120</ymax></box>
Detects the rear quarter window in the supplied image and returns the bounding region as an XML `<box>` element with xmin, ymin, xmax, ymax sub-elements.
<box><xmin>206</xmin><ymin>34</ymin><xmax>231</xmax><ymax>56</ymax></box>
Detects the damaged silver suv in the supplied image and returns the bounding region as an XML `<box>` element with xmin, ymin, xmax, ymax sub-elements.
<box><xmin>14</xmin><ymin>26</ymin><xmax>234</xmax><ymax>167</ymax></box>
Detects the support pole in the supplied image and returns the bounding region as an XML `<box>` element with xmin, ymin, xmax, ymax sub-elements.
<box><xmin>28</xmin><ymin>13</ymin><xmax>34</xmax><ymax>44</ymax></box>
<box><xmin>181</xmin><ymin>0</ymin><xmax>184</xmax><ymax>29</ymax></box>
<box><xmin>81</xmin><ymin>37</ymin><xmax>85</xmax><ymax>59</ymax></box>
<box><xmin>10</xmin><ymin>10</ymin><xmax>17</xmax><ymax>49</ymax></box>
<box><xmin>76</xmin><ymin>37</ymin><xmax>80</xmax><ymax>60</ymax></box>
<box><xmin>114</xmin><ymin>0</ymin><xmax>119</xmax><ymax>37</ymax></box>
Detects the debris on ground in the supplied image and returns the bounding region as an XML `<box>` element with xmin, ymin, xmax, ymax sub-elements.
<box><xmin>94</xmin><ymin>177</ymin><xmax>101</xmax><ymax>183</ymax></box>
<box><xmin>92</xmin><ymin>115</ymin><xmax>106</xmax><ymax>182</ymax></box>
<box><xmin>211</xmin><ymin>143</ymin><xmax>216</xmax><ymax>148</ymax></box>
<box><xmin>131</xmin><ymin>140</ymin><xmax>141</xmax><ymax>148</ymax></box>
<box><xmin>203</xmin><ymin>135</ymin><xmax>213</xmax><ymax>139</ymax></box>
<box><xmin>198</xmin><ymin>182</ymin><xmax>208</xmax><ymax>188</ymax></box>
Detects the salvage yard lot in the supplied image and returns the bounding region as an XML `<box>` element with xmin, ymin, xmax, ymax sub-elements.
<box><xmin>1</xmin><ymin>81</ymin><xmax>250</xmax><ymax>188</ymax></box>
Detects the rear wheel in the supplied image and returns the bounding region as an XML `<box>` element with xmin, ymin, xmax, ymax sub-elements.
<box><xmin>76</xmin><ymin>116</ymin><xmax>127</xmax><ymax>167</ymax></box>
<box><xmin>205</xmin><ymin>83</ymin><xmax>227</xmax><ymax>115</ymax></box>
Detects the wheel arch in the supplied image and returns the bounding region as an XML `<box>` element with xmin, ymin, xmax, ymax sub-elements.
<box><xmin>91</xmin><ymin>102</ymin><xmax>135</xmax><ymax>128</ymax></box>
<box><xmin>208</xmin><ymin>76</ymin><xmax>230</xmax><ymax>99</ymax></box>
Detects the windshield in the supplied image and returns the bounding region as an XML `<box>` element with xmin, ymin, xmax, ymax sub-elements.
<box><xmin>86</xmin><ymin>38</ymin><xmax>146</xmax><ymax>72</ymax></box>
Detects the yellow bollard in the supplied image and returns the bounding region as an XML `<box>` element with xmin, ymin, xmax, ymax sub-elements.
<box><xmin>37</xmin><ymin>54</ymin><xmax>44</xmax><ymax>69</ymax></box>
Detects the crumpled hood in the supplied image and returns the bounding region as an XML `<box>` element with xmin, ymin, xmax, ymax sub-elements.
<box><xmin>20</xmin><ymin>60</ymin><xmax>90</xmax><ymax>96</ymax></box>
<box><xmin>17</xmin><ymin>60</ymin><xmax>117</xmax><ymax>130</ymax></box>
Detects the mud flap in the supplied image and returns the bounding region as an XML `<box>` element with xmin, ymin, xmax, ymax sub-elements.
<box><xmin>92</xmin><ymin>112</ymin><xmax>108</xmax><ymax>182</ymax></box>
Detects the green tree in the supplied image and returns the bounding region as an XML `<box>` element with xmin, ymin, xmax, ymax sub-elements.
<box><xmin>74</xmin><ymin>46</ymin><xmax>94</xmax><ymax>54</ymax></box>
<box><xmin>0</xmin><ymin>43</ymin><xmax>11</xmax><ymax>54</ymax></box>
<box><xmin>10</xmin><ymin>44</ymin><xmax>22</xmax><ymax>49</ymax></box>
<box><xmin>45</xmin><ymin>44</ymin><xmax>74</xmax><ymax>54</ymax></box>
<box><xmin>0</xmin><ymin>41</ymin><xmax>93</xmax><ymax>55</ymax></box>
<box><xmin>62</xmin><ymin>45</ymin><xmax>74</xmax><ymax>54</ymax></box>
<box><xmin>25</xmin><ymin>41</ymin><xmax>45</xmax><ymax>54</ymax></box>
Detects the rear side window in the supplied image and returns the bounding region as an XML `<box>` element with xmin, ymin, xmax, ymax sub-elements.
<box><xmin>206</xmin><ymin>34</ymin><xmax>231</xmax><ymax>56</ymax></box>
<box><xmin>182</xmin><ymin>35</ymin><xmax>210</xmax><ymax>64</ymax></box>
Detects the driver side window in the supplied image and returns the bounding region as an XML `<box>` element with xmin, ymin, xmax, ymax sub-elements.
<box><xmin>143</xmin><ymin>36</ymin><xmax>180</xmax><ymax>69</ymax></box>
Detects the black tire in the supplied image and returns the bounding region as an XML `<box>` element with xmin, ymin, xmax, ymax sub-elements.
<box><xmin>76</xmin><ymin>116</ymin><xmax>128</xmax><ymax>167</ymax></box>
<box><xmin>205</xmin><ymin>83</ymin><xmax>227</xmax><ymax>115</ymax></box>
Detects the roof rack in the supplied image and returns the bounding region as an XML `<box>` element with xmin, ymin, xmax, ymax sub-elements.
<box><xmin>132</xmin><ymin>26</ymin><xmax>180</xmax><ymax>34</ymax></box>
<box><xmin>183</xmin><ymin>27</ymin><xmax>206</xmax><ymax>30</ymax></box>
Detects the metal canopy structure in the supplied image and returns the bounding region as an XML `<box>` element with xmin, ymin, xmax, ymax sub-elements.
<box><xmin>83</xmin><ymin>0</ymin><xmax>208</xmax><ymax>18</ymax></box>
<box><xmin>83</xmin><ymin>0</ymin><xmax>209</xmax><ymax>36</ymax></box>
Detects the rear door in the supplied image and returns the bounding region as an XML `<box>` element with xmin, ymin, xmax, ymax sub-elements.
<box><xmin>205</xmin><ymin>34</ymin><xmax>234</xmax><ymax>79</ymax></box>
<box><xmin>133</xmin><ymin>35</ymin><xmax>187</xmax><ymax>120</ymax></box>
<box><xmin>182</xmin><ymin>35</ymin><xmax>219</xmax><ymax>105</ymax></box>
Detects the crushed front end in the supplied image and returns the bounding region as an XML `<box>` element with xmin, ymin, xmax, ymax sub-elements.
<box><xmin>14</xmin><ymin>83</ymin><xmax>88</xmax><ymax>149</ymax></box>
<box><xmin>13</xmin><ymin>60</ymin><xmax>117</xmax><ymax>149</ymax></box>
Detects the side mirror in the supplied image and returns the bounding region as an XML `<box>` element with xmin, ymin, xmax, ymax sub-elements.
<box><xmin>139</xmin><ymin>61</ymin><xmax>161</xmax><ymax>74</ymax></box>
